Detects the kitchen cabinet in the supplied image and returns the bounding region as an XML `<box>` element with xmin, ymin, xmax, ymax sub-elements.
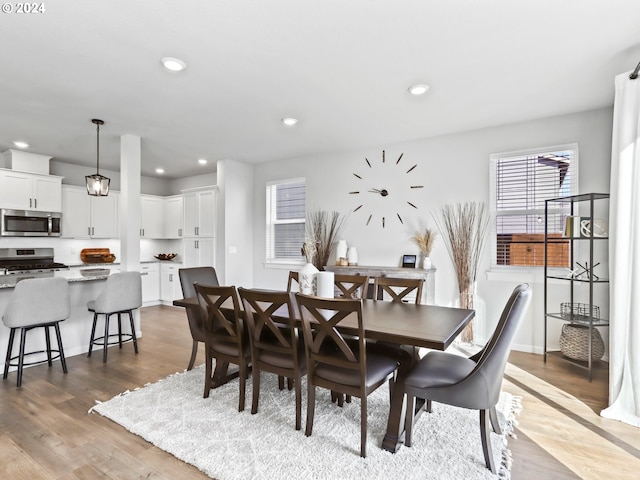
<box><xmin>140</xmin><ymin>195</ymin><xmax>164</xmax><ymax>238</ymax></box>
<box><xmin>183</xmin><ymin>237</ymin><xmax>215</xmax><ymax>268</ymax></box>
<box><xmin>141</xmin><ymin>263</ymin><xmax>160</xmax><ymax>306</ymax></box>
<box><xmin>160</xmin><ymin>262</ymin><xmax>183</xmax><ymax>304</ymax></box>
<box><xmin>183</xmin><ymin>188</ymin><xmax>215</xmax><ymax>237</ymax></box>
<box><xmin>0</xmin><ymin>169</ymin><xmax>63</xmax><ymax>212</ymax></box>
<box><xmin>61</xmin><ymin>185</ymin><xmax>119</xmax><ymax>238</ymax></box>
<box><xmin>164</xmin><ymin>195</ymin><xmax>183</xmax><ymax>239</ymax></box>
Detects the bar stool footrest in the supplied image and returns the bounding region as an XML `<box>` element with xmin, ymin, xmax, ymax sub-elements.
<box><xmin>90</xmin><ymin>333</ymin><xmax>135</xmax><ymax>348</ymax></box>
<box><xmin>5</xmin><ymin>349</ymin><xmax>64</xmax><ymax>368</ymax></box>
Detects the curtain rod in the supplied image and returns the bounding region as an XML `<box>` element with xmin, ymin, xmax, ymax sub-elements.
<box><xmin>631</xmin><ymin>61</ymin><xmax>640</xmax><ymax>80</ymax></box>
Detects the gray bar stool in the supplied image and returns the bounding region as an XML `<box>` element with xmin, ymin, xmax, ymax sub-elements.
<box><xmin>2</xmin><ymin>277</ymin><xmax>70</xmax><ymax>387</ymax></box>
<box><xmin>87</xmin><ymin>271</ymin><xmax>142</xmax><ymax>363</ymax></box>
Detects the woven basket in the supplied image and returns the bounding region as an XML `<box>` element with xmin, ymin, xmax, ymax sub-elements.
<box><xmin>559</xmin><ymin>323</ymin><xmax>605</xmax><ymax>361</ymax></box>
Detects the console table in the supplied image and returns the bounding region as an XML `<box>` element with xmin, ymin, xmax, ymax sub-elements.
<box><xmin>325</xmin><ymin>265</ymin><xmax>436</xmax><ymax>305</ymax></box>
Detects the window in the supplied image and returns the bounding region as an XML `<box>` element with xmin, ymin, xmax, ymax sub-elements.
<box><xmin>490</xmin><ymin>144</ymin><xmax>578</xmax><ymax>268</ymax></box>
<box><xmin>265</xmin><ymin>178</ymin><xmax>306</xmax><ymax>264</ymax></box>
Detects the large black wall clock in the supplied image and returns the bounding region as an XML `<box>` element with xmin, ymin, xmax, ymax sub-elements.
<box><xmin>349</xmin><ymin>150</ymin><xmax>423</xmax><ymax>227</ymax></box>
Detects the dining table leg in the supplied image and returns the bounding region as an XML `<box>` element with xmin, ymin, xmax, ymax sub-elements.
<box><xmin>211</xmin><ymin>360</ymin><xmax>240</xmax><ymax>388</ymax></box>
<box><xmin>381</xmin><ymin>346</ymin><xmax>419</xmax><ymax>453</ymax></box>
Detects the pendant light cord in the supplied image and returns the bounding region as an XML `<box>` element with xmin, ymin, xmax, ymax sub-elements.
<box><xmin>96</xmin><ymin>121</ymin><xmax>100</xmax><ymax>174</ymax></box>
<box><xmin>630</xmin><ymin>61</ymin><xmax>640</xmax><ymax>80</ymax></box>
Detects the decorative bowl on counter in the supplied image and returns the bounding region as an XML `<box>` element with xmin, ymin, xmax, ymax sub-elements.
<box><xmin>154</xmin><ymin>253</ymin><xmax>178</xmax><ymax>261</ymax></box>
<box><xmin>81</xmin><ymin>248</ymin><xmax>116</xmax><ymax>263</ymax></box>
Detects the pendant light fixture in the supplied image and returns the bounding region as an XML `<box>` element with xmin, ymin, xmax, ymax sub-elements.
<box><xmin>85</xmin><ymin>119</ymin><xmax>110</xmax><ymax>196</ymax></box>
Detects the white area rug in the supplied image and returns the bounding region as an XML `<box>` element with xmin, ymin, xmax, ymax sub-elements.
<box><xmin>90</xmin><ymin>365</ymin><xmax>520</xmax><ymax>480</ymax></box>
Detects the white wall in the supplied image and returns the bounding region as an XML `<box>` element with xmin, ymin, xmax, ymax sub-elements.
<box><xmin>251</xmin><ymin>107</ymin><xmax>613</xmax><ymax>354</ymax></box>
<box><xmin>216</xmin><ymin>159</ymin><xmax>254</xmax><ymax>286</ymax></box>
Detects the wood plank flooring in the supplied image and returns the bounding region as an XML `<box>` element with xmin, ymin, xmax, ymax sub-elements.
<box><xmin>0</xmin><ymin>305</ymin><xmax>637</xmax><ymax>479</ymax></box>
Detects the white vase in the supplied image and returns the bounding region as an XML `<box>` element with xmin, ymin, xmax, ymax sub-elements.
<box><xmin>336</xmin><ymin>240</ymin><xmax>348</xmax><ymax>265</ymax></box>
<box><xmin>347</xmin><ymin>247</ymin><xmax>358</xmax><ymax>266</ymax></box>
<box><xmin>299</xmin><ymin>263</ymin><xmax>319</xmax><ymax>295</ymax></box>
<box><xmin>422</xmin><ymin>256</ymin><xmax>432</xmax><ymax>269</ymax></box>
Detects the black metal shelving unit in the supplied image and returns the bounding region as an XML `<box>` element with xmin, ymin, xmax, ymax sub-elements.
<box><xmin>543</xmin><ymin>193</ymin><xmax>610</xmax><ymax>381</ymax></box>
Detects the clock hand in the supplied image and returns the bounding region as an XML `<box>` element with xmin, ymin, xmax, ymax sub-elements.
<box><xmin>368</xmin><ymin>188</ymin><xmax>389</xmax><ymax>197</ymax></box>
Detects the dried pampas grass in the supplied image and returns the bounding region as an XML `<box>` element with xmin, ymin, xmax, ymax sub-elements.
<box><xmin>433</xmin><ymin>202</ymin><xmax>490</xmax><ymax>343</ymax></box>
<box><xmin>412</xmin><ymin>228</ymin><xmax>438</xmax><ymax>256</ymax></box>
<box><xmin>305</xmin><ymin>210</ymin><xmax>346</xmax><ymax>270</ymax></box>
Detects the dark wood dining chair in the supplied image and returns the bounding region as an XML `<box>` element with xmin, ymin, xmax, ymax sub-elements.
<box><xmin>286</xmin><ymin>271</ymin><xmax>299</xmax><ymax>293</ymax></box>
<box><xmin>195</xmin><ymin>284</ymin><xmax>250</xmax><ymax>411</ymax></box>
<box><xmin>295</xmin><ymin>293</ymin><xmax>399</xmax><ymax>457</ymax></box>
<box><xmin>333</xmin><ymin>274</ymin><xmax>370</xmax><ymax>299</ymax></box>
<box><xmin>403</xmin><ymin>284</ymin><xmax>531</xmax><ymax>473</ymax></box>
<box><xmin>178</xmin><ymin>266</ymin><xmax>220</xmax><ymax>370</ymax></box>
<box><xmin>239</xmin><ymin>288</ymin><xmax>306</xmax><ymax>430</ymax></box>
<box><xmin>373</xmin><ymin>276</ymin><xmax>424</xmax><ymax>304</ymax></box>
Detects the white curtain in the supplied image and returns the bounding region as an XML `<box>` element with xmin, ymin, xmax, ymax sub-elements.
<box><xmin>601</xmin><ymin>69</ymin><xmax>640</xmax><ymax>426</ymax></box>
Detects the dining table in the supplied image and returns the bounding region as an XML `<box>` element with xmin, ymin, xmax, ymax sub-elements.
<box><xmin>173</xmin><ymin>294</ymin><xmax>474</xmax><ymax>453</ymax></box>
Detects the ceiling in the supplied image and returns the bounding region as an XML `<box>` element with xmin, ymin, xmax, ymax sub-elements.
<box><xmin>1</xmin><ymin>0</ymin><xmax>639</xmax><ymax>179</ymax></box>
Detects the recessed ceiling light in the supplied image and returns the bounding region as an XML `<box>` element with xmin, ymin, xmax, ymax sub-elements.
<box><xmin>408</xmin><ymin>84</ymin><xmax>430</xmax><ymax>95</ymax></box>
<box><xmin>281</xmin><ymin>117</ymin><xmax>298</xmax><ymax>126</ymax></box>
<box><xmin>13</xmin><ymin>141</ymin><xmax>29</xmax><ymax>149</ymax></box>
<box><xmin>161</xmin><ymin>57</ymin><xmax>186</xmax><ymax>72</ymax></box>
<box><xmin>155</xmin><ymin>168</ymin><xmax>165</xmax><ymax>174</ymax></box>
<box><xmin>197</xmin><ymin>158</ymin><xmax>208</xmax><ymax>165</ymax></box>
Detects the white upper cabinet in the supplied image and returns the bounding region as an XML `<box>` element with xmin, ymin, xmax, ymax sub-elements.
<box><xmin>0</xmin><ymin>169</ymin><xmax>63</xmax><ymax>212</ymax></box>
<box><xmin>140</xmin><ymin>195</ymin><xmax>164</xmax><ymax>239</ymax></box>
<box><xmin>61</xmin><ymin>185</ymin><xmax>118</xmax><ymax>238</ymax></box>
<box><xmin>183</xmin><ymin>188</ymin><xmax>215</xmax><ymax>237</ymax></box>
<box><xmin>164</xmin><ymin>195</ymin><xmax>183</xmax><ymax>239</ymax></box>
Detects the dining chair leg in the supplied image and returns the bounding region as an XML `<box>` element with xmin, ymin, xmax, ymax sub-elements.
<box><xmin>3</xmin><ymin>328</ymin><xmax>16</xmax><ymax>380</ymax></box>
<box><xmin>278</xmin><ymin>375</ymin><xmax>285</xmax><ymax>390</ymax></box>
<box><xmin>128</xmin><ymin>310</ymin><xmax>138</xmax><ymax>353</ymax></box>
<box><xmin>203</xmin><ymin>350</ymin><xmax>212</xmax><ymax>398</ymax></box>
<box><xmin>54</xmin><ymin>322</ymin><xmax>68</xmax><ymax>374</ymax></box>
<box><xmin>88</xmin><ymin>313</ymin><xmax>98</xmax><ymax>357</ymax></box>
<box><xmin>45</xmin><ymin>326</ymin><xmax>52</xmax><ymax>366</ymax></box>
<box><xmin>238</xmin><ymin>361</ymin><xmax>247</xmax><ymax>412</ymax></box>
<box><xmin>294</xmin><ymin>375</ymin><xmax>302</xmax><ymax>431</ymax></box>
<box><xmin>287</xmin><ymin>377</ymin><xmax>293</xmax><ymax>390</ymax></box>
<box><xmin>489</xmin><ymin>405</ymin><xmax>502</xmax><ymax>434</ymax></box>
<box><xmin>480</xmin><ymin>409</ymin><xmax>497</xmax><ymax>473</ymax></box>
<box><xmin>404</xmin><ymin>394</ymin><xmax>415</xmax><ymax>447</ymax></box>
<box><xmin>305</xmin><ymin>384</ymin><xmax>316</xmax><ymax>437</ymax></box>
<box><xmin>251</xmin><ymin>367</ymin><xmax>261</xmax><ymax>414</ymax></box>
<box><xmin>187</xmin><ymin>340</ymin><xmax>198</xmax><ymax>371</ymax></box>
<box><xmin>360</xmin><ymin>395</ymin><xmax>367</xmax><ymax>458</ymax></box>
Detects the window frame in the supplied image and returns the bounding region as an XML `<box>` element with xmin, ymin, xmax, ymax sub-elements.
<box><xmin>265</xmin><ymin>177</ymin><xmax>306</xmax><ymax>267</ymax></box>
<box><xmin>489</xmin><ymin>143</ymin><xmax>579</xmax><ymax>271</ymax></box>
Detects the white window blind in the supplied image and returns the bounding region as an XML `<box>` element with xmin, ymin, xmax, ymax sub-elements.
<box><xmin>266</xmin><ymin>178</ymin><xmax>306</xmax><ymax>264</ymax></box>
<box><xmin>490</xmin><ymin>144</ymin><xmax>578</xmax><ymax>268</ymax></box>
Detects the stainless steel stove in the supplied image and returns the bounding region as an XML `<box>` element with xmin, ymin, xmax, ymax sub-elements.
<box><xmin>0</xmin><ymin>248</ymin><xmax>69</xmax><ymax>275</ymax></box>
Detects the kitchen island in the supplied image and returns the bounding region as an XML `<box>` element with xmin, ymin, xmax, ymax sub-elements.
<box><xmin>0</xmin><ymin>267</ymin><xmax>143</xmax><ymax>374</ymax></box>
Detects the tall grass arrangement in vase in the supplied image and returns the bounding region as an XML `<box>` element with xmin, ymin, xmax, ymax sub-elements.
<box><xmin>306</xmin><ymin>210</ymin><xmax>346</xmax><ymax>270</ymax></box>
<box><xmin>433</xmin><ymin>202</ymin><xmax>490</xmax><ymax>343</ymax></box>
<box><xmin>412</xmin><ymin>227</ymin><xmax>438</xmax><ymax>268</ymax></box>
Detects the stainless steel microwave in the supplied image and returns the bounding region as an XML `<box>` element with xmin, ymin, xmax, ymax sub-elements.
<box><xmin>0</xmin><ymin>209</ymin><xmax>62</xmax><ymax>237</ymax></box>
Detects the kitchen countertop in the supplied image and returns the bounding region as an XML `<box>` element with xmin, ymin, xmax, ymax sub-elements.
<box><xmin>0</xmin><ymin>267</ymin><xmax>115</xmax><ymax>289</ymax></box>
